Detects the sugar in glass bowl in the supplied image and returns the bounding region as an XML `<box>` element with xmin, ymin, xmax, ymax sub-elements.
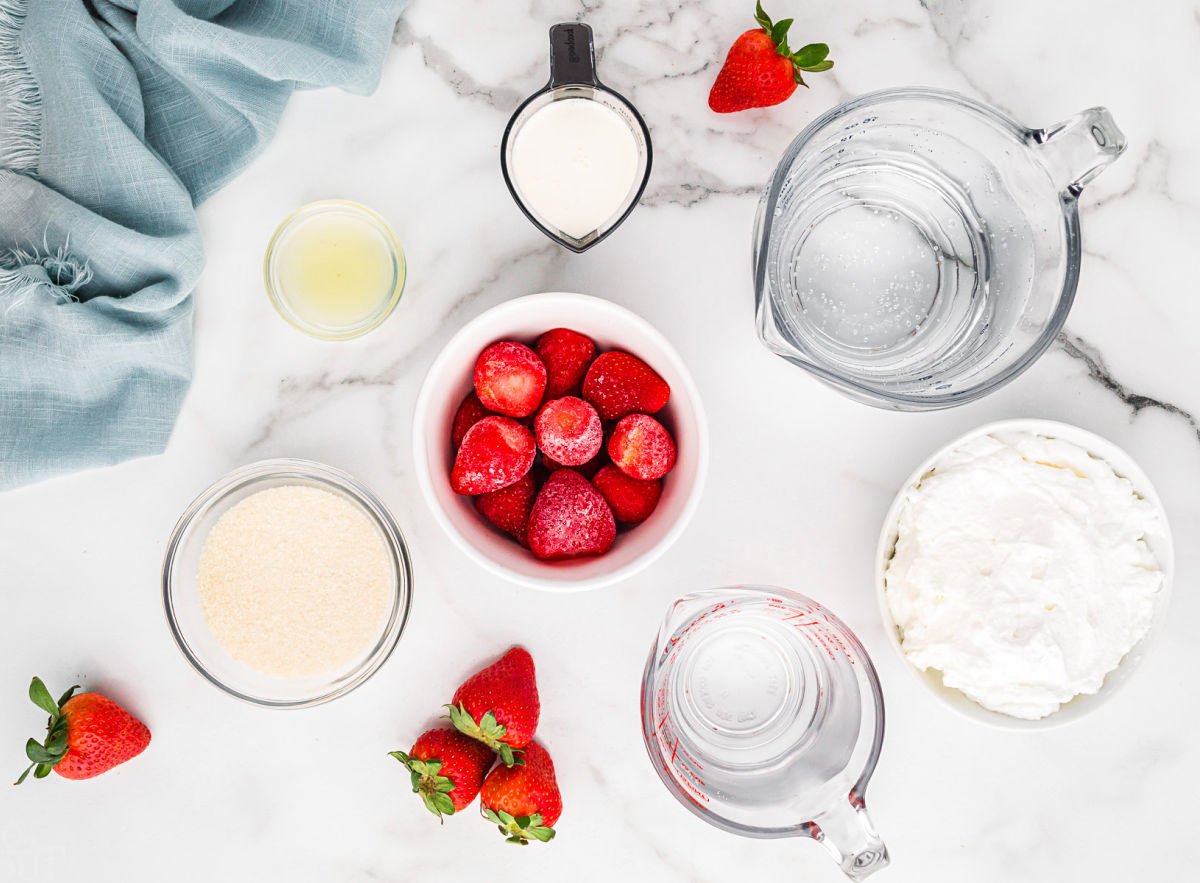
<box><xmin>162</xmin><ymin>459</ymin><xmax>413</xmax><ymax>708</ymax></box>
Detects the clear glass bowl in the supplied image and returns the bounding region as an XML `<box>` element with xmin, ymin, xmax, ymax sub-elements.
<box><xmin>754</xmin><ymin>88</ymin><xmax>1126</xmax><ymax>410</ymax></box>
<box><xmin>264</xmin><ymin>200</ymin><xmax>406</xmax><ymax>340</ymax></box>
<box><xmin>162</xmin><ymin>459</ymin><xmax>413</xmax><ymax>708</ymax></box>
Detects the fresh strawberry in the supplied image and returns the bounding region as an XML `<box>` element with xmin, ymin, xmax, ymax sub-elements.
<box><xmin>582</xmin><ymin>351</ymin><xmax>670</xmax><ymax>421</ymax></box>
<box><xmin>390</xmin><ymin>727</ymin><xmax>496</xmax><ymax>820</ymax></box>
<box><xmin>451</xmin><ymin>416</ymin><xmax>536</xmax><ymax>495</ymax></box>
<box><xmin>534</xmin><ymin>397</ymin><xmax>603</xmax><ymax>467</ymax></box>
<box><xmin>475</xmin><ymin>471</ymin><xmax>540</xmax><ymax>543</ymax></box>
<box><xmin>592</xmin><ymin>464</ymin><xmax>662</xmax><ymax>524</ymax></box>
<box><xmin>447</xmin><ymin>647</ymin><xmax>540</xmax><ymax>768</ymax></box>
<box><xmin>451</xmin><ymin>391</ymin><xmax>493</xmax><ymax>449</ymax></box>
<box><xmin>480</xmin><ymin>740</ymin><xmax>562</xmax><ymax>844</ymax></box>
<box><xmin>526</xmin><ymin>469</ymin><xmax>616</xmax><ymax>560</ymax></box>
<box><xmin>708</xmin><ymin>3</ymin><xmax>833</xmax><ymax>113</ymax></box>
<box><xmin>15</xmin><ymin>677</ymin><xmax>150</xmax><ymax>784</ymax></box>
<box><xmin>536</xmin><ymin>328</ymin><xmax>597</xmax><ymax>398</ymax></box>
<box><xmin>474</xmin><ymin>341</ymin><xmax>547</xmax><ymax>418</ymax></box>
<box><xmin>609</xmin><ymin>414</ymin><xmax>677</xmax><ymax>481</ymax></box>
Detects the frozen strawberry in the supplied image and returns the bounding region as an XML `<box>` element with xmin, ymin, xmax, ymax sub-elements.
<box><xmin>592</xmin><ymin>464</ymin><xmax>662</xmax><ymax>524</ymax></box>
<box><xmin>536</xmin><ymin>328</ymin><xmax>597</xmax><ymax>398</ymax></box>
<box><xmin>543</xmin><ymin>449</ymin><xmax>604</xmax><ymax>479</ymax></box>
<box><xmin>475</xmin><ymin>471</ymin><xmax>540</xmax><ymax>543</ymax></box>
<box><xmin>474</xmin><ymin>342</ymin><xmax>547</xmax><ymax>418</ymax></box>
<box><xmin>534</xmin><ymin>397</ymin><xmax>602</xmax><ymax>467</ymax></box>
<box><xmin>451</xmin><ymin>416</ymin><xmax>536</xmax><ymax>495</ymax></box>
<box><xmin>527</xmin><ymin>470</ymin><xmax>616</xmax><ymax>560</ymax></box>
<box><xmin>608</xmin><ymin>414</ymin><xmax>676</xmax><ymax>481</ymax></box>
<box><xmin>451</xmin><ymin>391</ymin><xmax>493</xmax><ymax>449</ymax></box>
<box><xmin>582</xmin><ymin>351</ymin><xmax>670</xmax><ymax>421</ymax></box>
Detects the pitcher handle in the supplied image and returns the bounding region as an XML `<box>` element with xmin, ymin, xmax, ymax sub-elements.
<box><xmin>1032</xmin><ymin>107</ymin><xmax>1126</xmax><ymax>196</ymax></box>
<box><xmin>808</xmin><ymin>790</ymin><xmax>890</xmax><ymax>881</ymax></box>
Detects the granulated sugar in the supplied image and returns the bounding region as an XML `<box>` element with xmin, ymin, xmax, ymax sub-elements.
<box><xmin>197</xmin><ymin>485</ymin><xmax>392</xmax><ymax>678</ymax></box>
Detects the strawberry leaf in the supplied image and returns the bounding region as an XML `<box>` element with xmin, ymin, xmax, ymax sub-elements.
<box><xmin>801</xmin><ymin>59</ymin><xmax>833</xmax><ymax>72</ymax></box>
<box><xmin>524</xmin><ymin>825</ymin><xmax>556</xmax><ymax>843</ymax></box>
<box><xmin>28</xmin><ymin>678</ymin><xmax>59</xmax><ymax>718</ymax></box>
<box><xmin>770</xmin><ymin>18</ymin><xmax>794</xmax><ymax>54</ymax></box>
<box><xmin>791</xmin><ymin>42</ymin><xmax>829</xmax><ymax>67</ymax></box>
<box><xmin>754</xmin><ymin>1</ymin><xmax>773</xmax><ymax>31</ymax></box>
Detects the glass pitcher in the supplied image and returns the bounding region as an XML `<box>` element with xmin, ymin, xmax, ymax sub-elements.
<box><xmin>753</xmin><ymin>88</ymin><xmax>1126</xmax><ymax>410</ymax></box>
<box><xmin>641</xmin><ymin>586</ymin><xmax>888</xmax><ymax>880</ymax></box>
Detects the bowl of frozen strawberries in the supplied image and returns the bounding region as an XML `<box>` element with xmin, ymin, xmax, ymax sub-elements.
<box><xmin>413</xmin><ymin>292</ymin><xmax>708</xmax><ymax>590</ymax></box>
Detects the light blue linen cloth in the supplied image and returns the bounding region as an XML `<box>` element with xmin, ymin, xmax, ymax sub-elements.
<box><xmin>0</xmin><ymin>0</ymin><xmax>406</xmax><ymax>489</ymax></box>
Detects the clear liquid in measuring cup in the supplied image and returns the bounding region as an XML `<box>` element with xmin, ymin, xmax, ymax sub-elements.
<box><xmin>662</xmin><ymin>605</ymin><xmax>863</xmax><ymax>807</ymax></box>
<box><xmin>645</xmin><ymin>589</ymin><xmax>885</xmax><ymax>836</ymax></box>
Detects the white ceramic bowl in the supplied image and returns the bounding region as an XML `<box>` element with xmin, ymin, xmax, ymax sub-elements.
<box><xmin>875</xmin><ymin>419</ymin><xmax>1174</xmax><ymax>730</ymax></box>
<box><xmin>413</xmin><ymin>292</ymin><xmax>709</xmax><ymax>591</ymax></box>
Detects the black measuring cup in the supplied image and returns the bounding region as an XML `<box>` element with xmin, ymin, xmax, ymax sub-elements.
<box><xmin>500</xmin><ymin>23</ymin><xmax>653</xmax><ymax>253</ymax></box>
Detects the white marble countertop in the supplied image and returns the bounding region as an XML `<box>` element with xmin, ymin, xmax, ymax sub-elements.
<box><xmin>2</xmin><ymin>1</ymin><xmax>1197</xmax><ymax>880</ymax></box>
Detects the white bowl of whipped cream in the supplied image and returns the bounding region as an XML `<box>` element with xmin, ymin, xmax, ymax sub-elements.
<box><xmin>876</xmin><ymin>419</ymin><xmax>1174</xmax><ymax>729</ymax></box>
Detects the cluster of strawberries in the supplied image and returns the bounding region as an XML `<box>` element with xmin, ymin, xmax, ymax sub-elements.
<box><xmin>450</xmin><ymin>328</ymin><xmax>678</xmax><ymax>559</ymax></box>
<box><xmin>391</xmin><ymin>648</ymin><xmax>562</xmax><ymax>844</ymax></box>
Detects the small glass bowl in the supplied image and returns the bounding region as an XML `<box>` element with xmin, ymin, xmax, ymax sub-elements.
<box><xmin>162</xmin><ymin>459</ymin><xmax>413</xmax><ymax>709</ymax></box>
<box><xmin>264</xmin><ymin>200</ymin><xmax>406</xmax><ymax>340</ymax></box>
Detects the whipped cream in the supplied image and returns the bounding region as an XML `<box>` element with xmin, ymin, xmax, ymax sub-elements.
<box><xmin>884</xmin><ymin>431</ymin><xmax>1164</xmax><ymax>720</ymax></box>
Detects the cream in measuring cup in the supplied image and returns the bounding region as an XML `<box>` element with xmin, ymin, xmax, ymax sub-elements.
<box><xmin>501</xmin><ymin>23</ymin><xmax>652</xmax><ymax>252</ymax></box>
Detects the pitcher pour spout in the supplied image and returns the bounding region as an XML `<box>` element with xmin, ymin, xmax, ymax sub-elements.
<box><xmin>807</xmin><ymin>790</ymin><xmax>890</xmax><ymax>880</ymax></box>
<box><xmin>1032</xmin><ymin>107</ymin><xmax>1127</xmax><ymax>196</ymax></box>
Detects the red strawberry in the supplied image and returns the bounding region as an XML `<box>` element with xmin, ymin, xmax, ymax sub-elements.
<box><xmin>451</xmin><ymin>391</ymin><xmax>493</xmax><ymax>449</ymax></box>
<box><xmin>476</xmin><ymin>471</ymin><xmax>540</xmax><ymax>543</ymax></box>
<box><xmin>390</xmin><ymin>727</ymin><xmax>496</xmax><ymax>820</ymax></box>
<box><xmin>526</xmin><ymin>469</ymin><xmax>616</xmax><ymax>560</ymax></box>
<box><xmin>592</xmin><ymin>464</ymin><xmax>662</xmax><ymax>524</ymax></box>
<box><xmin>480</xmin><ymin>740</ymin><xmax>562</xmax><ymax>844</ymax></box>
<box><xmin>582</xmin><ymin>351</ymin><xmax>670</xmax><ymax>421</ymax></box>
<box><xmin>536</xmin><ymin>328</ymin><xmax>596</xmax><ymax>398</ymax></box>
<box><xmin>534</xmin><ymin>397</ymin><xmax>603</xmax><ymax>467</ymax></box>
<box><xmin>474</xmin><ymin>341</ymin><xmax>547</xmax><ymax>418</ymax></box>
<box><xmin>16</xmin><ymin>677</ymin><xmax>150</xmax><ymax>784</ymax></box>
<box><xmin>543</xmin><ymin>449</ymin><xmax>604</xmax><ymax>479</ymax></box>
<box><xmin>609</xmin><ymin>414</ymin><xmax>677</xmax><ymax>481</ymax></box>
<box><xmin>708</xmin><ymin>3</ymin><xmax>833</xmax><ymax>114</ymax></box>
<box><xmin>451</xmin><ymin>416</ymin><xmax>536</xmax><ymax>495</ymax></box>
<box><xmin>448</xmin><ymin>647</ymin><xmax>540</xmax><ymax>768</ymax></box>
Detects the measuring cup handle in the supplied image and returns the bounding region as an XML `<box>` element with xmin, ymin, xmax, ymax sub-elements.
<box><xmin>548</xmin><ymin>22</ymin><xmax>600</xmax><ymax>88</ymax></box>
<box><xmin>1032</xmin><ymin>107</ymin><xmax>1127</xmax><ymax>196</ymax></box>
<box><xmin>809</xmin><ymin>792</ymin><xmax>890</xmax><ymax>881</ymax></box>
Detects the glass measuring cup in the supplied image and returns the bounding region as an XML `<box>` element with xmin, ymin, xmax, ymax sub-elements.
<box><xmin>641</xmin><ymin>586</ymin><xmax>888</xmax><ymax>880</ymax></box>
<box><xmin>753</xmin><ymin>88</ymin><xmax>1126</xmax><ymax>410</ymax></box>
<box><xmin>500</xmin><ymin>23</ymin><xmax>652</xmax><ymax>252</ymax></box>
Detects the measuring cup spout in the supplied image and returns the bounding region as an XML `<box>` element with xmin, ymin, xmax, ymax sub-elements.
<box><xmin>808</xmin><ymin>791</ymin><xmax>890</xmax><ymax>880</ymax></box>
<box><xmin>1032</xmin><ymin>107</ymin><xmax>1126</xmax><ymax>196</ymax></box>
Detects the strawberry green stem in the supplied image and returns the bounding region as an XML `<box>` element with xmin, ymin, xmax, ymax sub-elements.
<box><xmin>753</xmin><ymin>1</ymin><xmax>834</xmax><ymax>86</ymax></box>
<box><xmin>14</xmin><ymin>677</ymin><xmax>79</xmax><ymax>786</ymax></box>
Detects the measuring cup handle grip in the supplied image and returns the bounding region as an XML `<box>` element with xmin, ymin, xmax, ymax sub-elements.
<box><xmin>548</xmin><ymin>22</ymin><xmax>600</xmax><ymax>88</ymax></box>
<box><xmin>810</xmin><ymin>793</ymin><xmax>890</xmax><ymax>881</ymax></box>
<box><xmin>1032</xmin><ymin>107</ymin><xmax>1127</xmax><ymax>196</ymax></box>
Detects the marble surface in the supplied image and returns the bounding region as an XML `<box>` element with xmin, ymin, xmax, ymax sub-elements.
<box><xmin>2</xmin><ymin>0</ymin><xmax>1197</xmax><ymax>880</ymax></box>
